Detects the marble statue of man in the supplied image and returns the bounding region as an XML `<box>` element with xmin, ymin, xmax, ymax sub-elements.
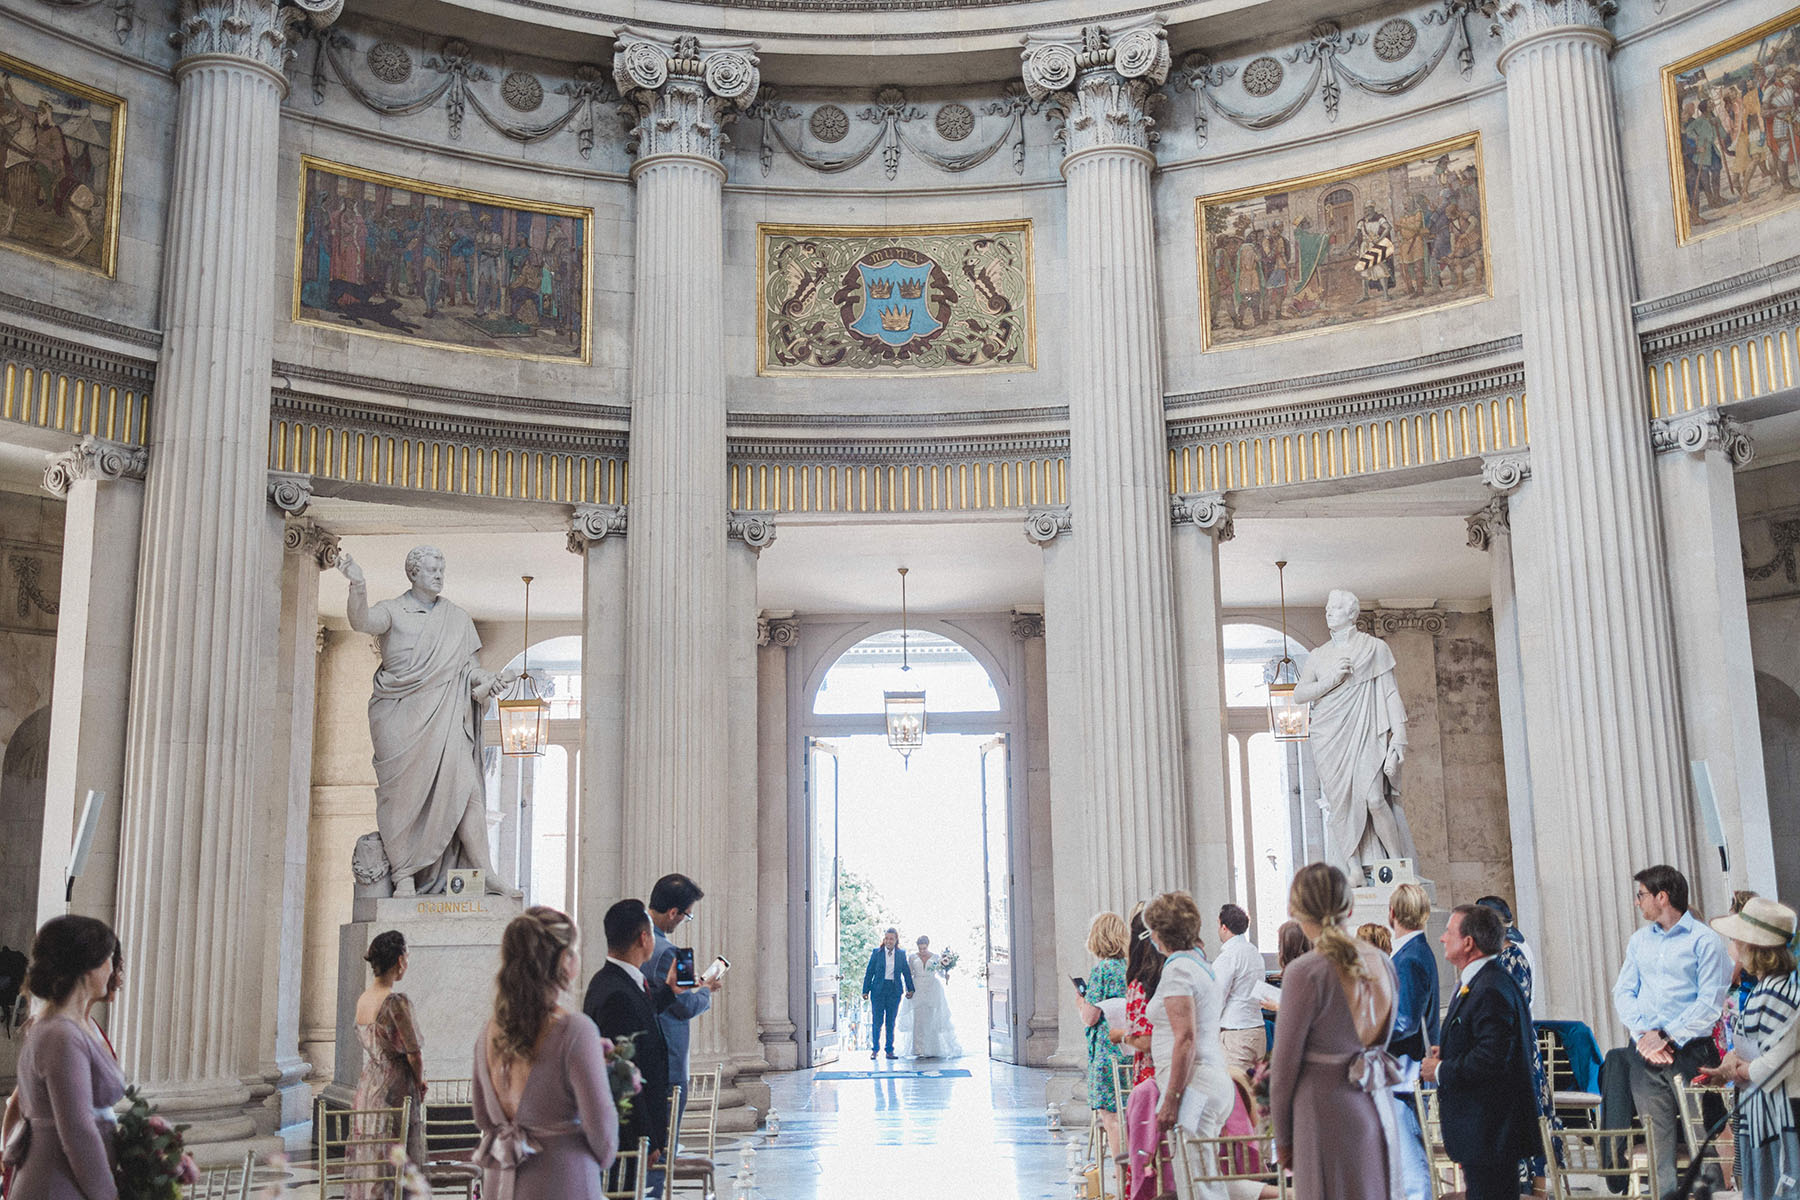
<box><xmin>339</xmin><ymin>545</ymin><xmax>519</xmax><ymax>897</ymax></box>
<box><xmin>1291</xmin><ymin>589</ymin><xmax>1414</xmax><ymax>882</ymax></box>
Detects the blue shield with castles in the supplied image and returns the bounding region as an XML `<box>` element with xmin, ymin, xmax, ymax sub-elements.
<box><xmin>849</xmin><ymin>260</ymin><xmax>940</xmax><ymax>346</ymax></box>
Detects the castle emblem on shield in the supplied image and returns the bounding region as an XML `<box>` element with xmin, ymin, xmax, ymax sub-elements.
<box><xmin>835</xmin><ymin>248</ymin><xmax>955</xmax><ymax>362</ymax></box>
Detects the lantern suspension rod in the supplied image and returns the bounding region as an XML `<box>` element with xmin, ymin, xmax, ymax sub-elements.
<box><xmin>521</xmin><ymin>575</ymin><xmax>534</xmax><ymax>674</ymax></box>
<box><xmin>898</xmin><ymin>567</ymin><xmax>910</xmax><ymax>673</ymax></box>
<box><xmin>1276</xmin><ymin>561</ymin><xmax>1289</xmax><ymax>653</ymax></box>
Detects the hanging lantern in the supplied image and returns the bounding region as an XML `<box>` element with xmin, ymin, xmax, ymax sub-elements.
<box><xmin>1267</xmin><ymin>560</ymin><xmax>1310</xmax><ymax>742</ymax></box>
<box><xmin>882</xmin><ymin>567</ymin><xmax>927</xmax><ymax>766</ymax></box>
<box><xmin>497</xmin><ymin>574</ymin><xmax>551</xmax><ymax>757</ymax></box>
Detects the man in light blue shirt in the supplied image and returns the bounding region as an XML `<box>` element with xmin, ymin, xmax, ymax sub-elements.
<box><xmin>647</xmin><ymin>872</ymin><xmax>724</xmax><ymax>1132</ymax></box>
<box><xmin>1611</xmin><ymin>863</ymin><xmax>1731</xmax><ymax>1196</ymax></box>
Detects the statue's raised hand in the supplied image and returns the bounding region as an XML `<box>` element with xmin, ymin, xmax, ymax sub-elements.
<box><xmin>338</xmin><ymin>552</ymin><xmax>365</xmax><ymax>585</ymax></box>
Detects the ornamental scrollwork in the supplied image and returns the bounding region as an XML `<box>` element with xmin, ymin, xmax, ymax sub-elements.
<box><xmin>567</xmin><ymin>504</ymin><xmax>628</xmax><ymax>553</ymax></box>
<box><xmin>750</xmin><ymin>83</ymin><xmax>1044</xmax><ymax>181</ymax></box>
<box><xmin>1466</xmin><ymin>498</ymin><xmax>1509</xmax><ymax>551</ymax></box>
<box><xmin>1171</xmin><ymin>492</ymin><xmax>1235</xmax><ymax>541</ymax></box>
<box><xmin>1650</xmin><ymin>410</ymin><xmax>1754</xmax><ymax>469</ymax></box>
<box><xmin>727</xmin><ymin>510</ymin><xmax>778</xmax><ymax>551</ymax></box>
<box><xmin>8</xmin><ymin>555</ymin><xmax>59</xmax><ymax>618</ymax></box>
<box><xmin>177</xmin><ymin>0</ymin><xmax>343</xmax><ymax>74</ymax></box>
<box><xmin>42</xmin><ymin>437</ymin><xmax>147</xmax><ymax>498</ymax></box>
<box><xmin>1023</xmin><ymin>505</ymin><xmax>1072</xmax><ymax>545</ymax></box>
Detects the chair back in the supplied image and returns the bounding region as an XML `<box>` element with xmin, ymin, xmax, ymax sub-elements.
<box><xmin>1173</xmin><ymin>1126</ymin><xmax>1288</xmax><ymax>1200</ymax></box>
<box><xmin>181</xmin><ymin>1150</ymin><xmax>254</xmax><ymax>1200</ymax></box>
<box><xmin>679</xmin><ymin>1066</ymin><xmax>723</xmax><ymax>1159</ymax></box>
<box><xmin>420</xmin><ymin>1078</ymin><xmax>482</xmax><ymax>1198</ymax></box>
<box><xmin>1410</xmin><ymin>1087</ymin><xmax>1462</xmax><ymax>1200</ymax></box>
<box><xmin>1672</xmin><ymin>1075</ymin><xmax>1734</xmax><ymax>1180</ymax></box>
<box><xmin>315</xmin><ymin>1095</ymin><xmax>412</xmax><ymax>1198</ymax></box>
<box><xmin>1540</xmin><ymin>1117</ymin><xmax>1657</xmax><ymax>1199</ymax></box>
<box><xmin>1537</xmin><ymin>1028</ymin><xmax>1601</xmax><ymax>1126</ymax></box>
<box><xmin>604</xmin><ymin>1136</ymin><xmax>653</xmax><ymax>1200</ymax></box>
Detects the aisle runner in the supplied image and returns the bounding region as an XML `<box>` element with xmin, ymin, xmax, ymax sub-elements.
<box><xmin>814</xmin><ymin>1068</ymin><xmax>973</xmax><ymax>1080</ymax></box>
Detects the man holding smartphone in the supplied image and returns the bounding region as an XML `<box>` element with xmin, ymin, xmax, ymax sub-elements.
<box><xmin>648</xmin><ymin>873</ymin><xmax>725</xmax><ymax>1126</ymax></box>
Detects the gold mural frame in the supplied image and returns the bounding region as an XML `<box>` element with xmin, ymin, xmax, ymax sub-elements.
<box><xmin>755</xmin><ymin>219</ymin><xmax>1037</xmax><ymax>378</ymax></box>
<box><xmin>1661</xmin><ymin>5</ymin><xmax>1800</xmax><ymax>247</ymax></box>
<box><xmin>1193</xmin><ymin>131</ymin><xmax>1492</xmax><ymax>353</ymax></box>
<box><xmin>292</xmin><ymin>155</ymin><xmax>593</xmax><ymax>364</ymax></box>
<box><xmin>0</xmin><ymin>50</ymin><xmax>126</xmax><ymax>278</ymax></box>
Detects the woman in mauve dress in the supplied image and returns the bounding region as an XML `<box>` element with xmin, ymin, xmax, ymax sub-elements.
<box><xmin>1269</xmin><ymin>863</ymin><xmax>1405</xmax><ymax>1200</ymax></box>
<box><xmin>473</xmin><ymin>907</ymin><xmax>618</xmax><ymax>1200</ymax></box>
<box><xmin>5</xmin><ymin>915</ymin><xmax>125</xmax><ymax>1200</ymax></box>
<box><xmin>348</xmin><ymin>931</ymin><xmax>427</xmax><ymax>1199</ymax></box>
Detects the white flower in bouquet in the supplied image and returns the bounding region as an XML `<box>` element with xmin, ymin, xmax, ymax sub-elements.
<box><xmin>931</xmin><ymin>947</ymin><xmax>959</xmax><ymax>976</ymax></box>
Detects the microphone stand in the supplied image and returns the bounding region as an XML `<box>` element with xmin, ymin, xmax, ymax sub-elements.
<box><xmin>1662</xmin><ymin>1041</ymin><xmax>1800</xmax><ymax>1200</ymax></box>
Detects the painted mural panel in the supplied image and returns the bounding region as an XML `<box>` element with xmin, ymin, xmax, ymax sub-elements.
<box><xmin>1195</xmin><ymin>134</ymin><xmax>1490</xmax><ymax>352</ymax></box>
<box><xmin>295</xmin><ymin>157</ymin><xmax>590</xmax><ymax>362</ymax></box>
<box><xmin>0</xmin><ymin>52</ymin><xmax>124</xmax><ymax>277</ymax></box>
<box><xmin>758</xmin><ymin>221</ymin><xmax>1035</xmax><ymax>376</ymax></box>
<box><xmin>1663</xmin><ymin>7</ymin><xmax>1800</xmax><ymax>245</ymax></box>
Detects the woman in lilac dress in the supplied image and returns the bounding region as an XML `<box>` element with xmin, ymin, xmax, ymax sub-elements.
<box><xmin>5</xmin><ymin>915</ymin><xmax>126</xmax><ymax>1200</ymax></box>
<box><xmin>1269</xmin><ymin>863</ymin><xmax>1404</xmax><ymax>1200</ymax></box>
<box><xmin>473</xmin><ymin>907</ymin><xmax>619</xmax><ymax>1200</ymax></box>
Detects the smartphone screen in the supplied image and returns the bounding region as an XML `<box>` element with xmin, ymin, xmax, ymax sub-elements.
<box><xmin>1070</xmin><ymin>976</ymin><xmax>1087</xmax><ymax>997</ymax></box>
<box><xmin>674</xmin><ymin>947</ymin><xmax>698</xmax><ymax>987</ymax></box>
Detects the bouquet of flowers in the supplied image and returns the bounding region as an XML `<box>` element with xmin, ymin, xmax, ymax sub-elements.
<box><xmin>930</xmin><ymin>948</ymin><xmax>959</xmax><ymax>976</ymax></box>
<box><xmin>603</xmin><ymin>1033</ymin><xmax>644</xmax><ymax>1123</ymax></box>
<box><xmin>113</xmin><ymin>1086</ymin><xmax>198</xmax><ymax>1199</ymax></box>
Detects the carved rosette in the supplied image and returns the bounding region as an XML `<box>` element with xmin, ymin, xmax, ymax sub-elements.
<box><xmin>176</xmin><ymin>0</ymin><xmax>344</xmax><ymax>75</ymax></box>
<box><xmin>42</xmin><ymin>437</ymin><xmax>147</xmax><ymax>498</ymax></box>
<box><xmin>1022</xmin><ymin>21</ymin><xmax>1171</xmax><ymax>158</ymax></box>
<box><xmin>1466</xmin><ymin>497</ymin><xmax>1510</xmax><ymax>552</ymax></box>
<box><xmin>567</xmin><ymin>503</ymin><xmax>629</xmax><ymax>553</ymax></box>
<box><xmin>1651</xmin><ymin>410</ymin><xmax>1755</xmax><ymax>469</ymax></box>
<box><xmin>1479</xmin><ymin>0</ymin><xmax>1616</xmax><ymax>57</ymax></box>
<box><xmin>1023</xmin><ymin>505</ymin><xmax>1073</xmax><ymax>545</ymax></box>
<box><xmin>613</xmin><ymin>32</ymin><xmax>761</xmax><ymax>164</ymax></box>
<box><xmin>757</xmin><ymin>613</ymin><xmax>799</xmax><ymax>648</ymax></box>
<box><xmin>1170</xmin><ymin>491</ymin><xmax>1235</xmax><ymax>541</ymax></box>
<box><xmin>727</xmin><ymin>510</ymin><xmax>778</xmax><ymax>552</ymax></box>
<box><xmin>1011</xmin><ymin>607</ymin><xmax>1045</xmax><ymax>640</ymax></box>
<box><xmin>266</xmin><ymin>472</ymin><xmax>313</xmax><ymax>516</ymax></box>
<box><xmin>1480</xmin><ymin>453</ymin><xmax>1531</xmax><ymax>496</ymax></box>
<box><xmin>283</xmin><ymin>520</ymin><xmax>340</xmax><ymax>568</ymax></box>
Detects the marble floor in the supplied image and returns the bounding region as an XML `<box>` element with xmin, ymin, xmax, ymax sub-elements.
<box><xmin>714</xmin><ymin>1055</ymin><xmax>1074</xmax><ymax>1200</ymax></box>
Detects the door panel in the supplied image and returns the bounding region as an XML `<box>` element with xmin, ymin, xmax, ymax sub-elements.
<box><xmin>980</xmin><ymin>736</ymin><xmax>1015</xmax><ymax>1063</ymax></box>
<box><xmin>807</xmin><ymin>738</ymin><xmax>842</xmax><ymax>1066</ymax></box>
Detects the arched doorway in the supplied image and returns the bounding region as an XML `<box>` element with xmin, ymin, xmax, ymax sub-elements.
<box><xmin>483</xmin><ymin>635</ymin><xmax>581</xmax><ymax>911</ymax></box>
<box><xmin>0</xmin><ymin>705</ymin><xmax>52</xmax><ymax>957</ymax></box>
<box><xmin>793</xmin><ymin>620</ymin><xmax>1026</xmax><ymax>1068</ymax></box>
<box><xmin>1222</xmin><ymin>623</ymin><xmax>1312</xmax><ymax>943</ymax></box>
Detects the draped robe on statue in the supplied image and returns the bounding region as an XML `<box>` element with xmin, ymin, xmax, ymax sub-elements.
<box><xmin>1303</xmin><ymin>630</ymin><xmax>1414</xmax><ymax>879</ymax></box>
<box><xmin>367</xmin><ymin>594</ymin><xmax>489</xmax><ymax>892</ymax></box>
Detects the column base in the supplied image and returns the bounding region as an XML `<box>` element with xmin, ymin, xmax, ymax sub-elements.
<box><xmin>1043</xmin><ymin>1064</ymin><xmax>1091</xmax><ymax>1130</ymax></box>
<box><xmin>137</xmin><ymin>1077</ymin><xmax>261</xmax><ymax>1159</ymax></box>
<box><xmin>250</xmin><ymin>1056</ymin><xmax>315</xmax><ymax>1151</ymax></box>
<box><xmin>757</xmin><ymin>1022</ymin><xmax>799</xmax><ymax>1072</ymax></box>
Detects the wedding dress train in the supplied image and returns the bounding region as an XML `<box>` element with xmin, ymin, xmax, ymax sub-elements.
<box><xmin>897</xmin><ymin>950</ymin><xmax>963</xmax><ymax>1059</ymax></box>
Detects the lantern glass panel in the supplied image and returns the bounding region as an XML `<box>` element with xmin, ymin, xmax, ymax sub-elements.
<box><xmin>498</xmin><ymin>693</ymin><xmax>551</xmax><ymax>757</ymax></box>
<box><xmin>884</xmin><ymin>689</ymin><xmax>927</xmax><ymax>757</ymax></box>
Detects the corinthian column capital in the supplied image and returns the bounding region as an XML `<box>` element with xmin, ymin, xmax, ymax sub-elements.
<box><xmin>175</xmin><ymin>0</ymin><xmax>343</xmax><ymax>76</ymax></box>
<box><xmin>1480</xmin><ymin>0</ymin><xmax>1615</xmax><ymax>63</ymax></box>
<box><xmin>1651</xmin><ymin>409</ymin><xmax>1755</xmax><ymax>469</ymax></box>
<box><xmin>613</xmin><ymin>31</ymin><xmax>761</xmax><ymax>165</ymax></box>
<box><xmin>1022</xmin><ymin>20</ymin><xmax>1170</xmax><ymax>158</ymax></box>
<box><xmin>1171</xmin><ymin>491</ymin><xmax>1234</xmax><ymax>541</ymax></box>
<box><xmin>43</xmin><ymin>436</ymin><xmax>147</xmax><ymax>498</ymax></box>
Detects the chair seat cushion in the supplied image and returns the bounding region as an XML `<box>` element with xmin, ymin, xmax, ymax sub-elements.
<box><xmin>673</xmin><ymin>1156</ymin><xmax>715</xmax><ymax>1175</ymax></box>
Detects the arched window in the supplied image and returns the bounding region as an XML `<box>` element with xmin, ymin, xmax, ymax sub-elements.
<box><xmin>483</xmin><ymin>635</ymin><xmax>582</xmax><ymax>911</ymax></box>
<box><xmin>1223</xmin><ymin>624</ymin><xmax>1311</xmax><ymax>944</ymax></box>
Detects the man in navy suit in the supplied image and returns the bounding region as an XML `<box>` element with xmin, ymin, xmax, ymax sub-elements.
<box><xmin>1421</xmin><ymin>904</ymin><xmax>1541</xmax><ymax>1200</ymax></box>
<box><xmin>861</xmin><ymin>927</ymin><xmax>914</xmax><ymax>1060</ymax></box>
<box><xmin>1388</xmin><ymin>883</ymin><xmax>1439</xmax><ymax>1200</ymax></box>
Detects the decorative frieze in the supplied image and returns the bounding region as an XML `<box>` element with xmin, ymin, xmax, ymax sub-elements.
<box><xmin>266</xmin><ymin>471</ymin><xmax>313</xmax><ymax>516</ymax></box>
<box><xmin>282</xmin><ymin>520</ymin><xmax>340</xmax><ymax>568</ymax></box>
<box><xmin>727</xmin><ymin>510</ymin><xmax>778</xmax><ymax>551</ymax></box>
<box><xmin>1357</xmin><ymin>608</ymin><xmax>1450</xmax><ymax>637</ymax></box>
<box><xmin>1023</xmin><ymin>505</ymin><xmax>1072</xmax><ymax>545</ymax></box>
<box><xmin>748</xmin><ymin>84</ymin><xmax>1045</xmax><ymax>180</ymax></box>
<box><xmin>42</xmin><ymin>436</ymin><xmax>147</xmax><ymax>498</ymax></box>
<box><xmin>757</xmin><ymin>612</ymin><xmax>799</xmax><ymax>648</ymax></box>
<box><xmin>1465</xmin><ymin>498</ymin><xmax>1510</xmax><ymax>552</ymax></box>
<box><xmin>1022</xmin><ymin>22</ymin><xmax>1170</xmax><ymax>158</ymax></box>
<box><xmin>176</xmin><ymin>0</ymin><xmax>343</xmax><ymax>75</ymax></box>
<box><xmin>613</xmin><ymin>32</ymin><xmax>760</xmax><ymax>164</ymax></box>
<box><xmin>566</xmin><ymin>503</ymin><xmax>628</xmax><ymax>553</ymax></box>
<box><xmin>1170</xmin><ymin>491</ymin><xmax>1234</xmax><ymax>541</ymax></box>
<box><xmin>1010</xmin><ymin>607</ymin><xmax>1045</xmax><ymax>640</ymax></box>
<box><xmin>1650</xmin><ymin>410</ymin><xmax>1754</xmax><ymax>469</ymax></box>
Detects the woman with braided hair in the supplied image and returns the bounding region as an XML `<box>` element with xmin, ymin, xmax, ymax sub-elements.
<box><xmin>472</xmin><ymin>907</ymin><xmax>618</xmax><ymax>1200</ymax></box>
<box><xmin>1269</xmin><ymin>863</ymin><xmax>1405</xmax><ymax>1200</ymax></box>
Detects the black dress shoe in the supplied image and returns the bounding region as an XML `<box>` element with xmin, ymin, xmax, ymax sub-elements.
<box><xmin>869</xmin><ymin>1049</ymin><xmax>877</xmax><ymax>1060</ymax></box>
<box><xmin>885</xmin><ymin>1051</ymin><xmax>896</xmax><ymax>1059</ymax></box>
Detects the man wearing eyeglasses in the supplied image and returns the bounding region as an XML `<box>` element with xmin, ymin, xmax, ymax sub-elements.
<box><xmin>1611</xmin><ymin>863</ymin><xmax>1731</xmax><ymax>1197</ymax></box>
<box><xmin>648</xmin><ymin>873</ymin><xmax>724</xmax><ymax>1126</ymax></box>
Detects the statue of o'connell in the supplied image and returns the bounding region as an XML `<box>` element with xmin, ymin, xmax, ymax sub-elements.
<box><xmin>338</xmin><ymin>545</ymin><xmax>521</xmax><ymax>897</ymax></box>
<box><xmin>1291</xmin><ymin>589</ymin><xmax>1414</xmax><ymax>883</ymax></box>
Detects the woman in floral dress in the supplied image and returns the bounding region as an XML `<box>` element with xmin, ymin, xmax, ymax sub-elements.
<box><xmin>350</xmin><ymin>930</ymin><xmax>427</xmax><ymax>1199</ymax></box>
<box><xmin>1078</xmin><ymin>912</ymin><xmax>1131</xmax><ymax>1148</ymax></box>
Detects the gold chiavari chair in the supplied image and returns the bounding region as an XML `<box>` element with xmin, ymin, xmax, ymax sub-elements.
<box><xmin>1173</xmin><ymin>1125</ymin><xmax>1289</xmax><ymax>1200</ymax></box>
<box><xmin>1536</xmin><ymin>1029</ymin><xmax>1601</xmax><ymax>1128</ymax></box>
<box><xmin>671</xmin><ymin>1066</ymin><xmax>723</xmax><ymax>1197</ymax></box>
<box><xmin>421</xmin><ymin>1077</ymin><xmax>481</xmax><ymax>1199</ymax></box>
<box><xmin>603</xmin><ymin>1136</ymin><xmax>653</xmax><ymax>1200</ymax></box>
<box><xmin>1672</xmin><ymin>1075</ymin><xmax>1735</xmax><ymax>1187</ymax></box>
<box><xmin>315</xmin><ymin>1095</ymin><xmax>411</xmax><ymax>1198</ymax></box>
<box><xmin>181</xmin><ymin>1150</ymin><xmax>254</xmax><ymax>1200</ymax></box>
<box><xmin>1411</xmin><ymin>1087</ymin><xmax>1462</xmax><ymax>1200</ymax></box>
<box><xmin>1540</xmin><ymin>1118</ymin><xmax>1658</xmax><ymax>1199</ymax></box>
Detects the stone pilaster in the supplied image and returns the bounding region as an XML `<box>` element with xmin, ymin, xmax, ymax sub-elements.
<box><xmin>611</xmin><ymin>33</ymin><xmax>759</xmax><ymax>937</ymax></box>
<box><xmin>754</xmin><ymin>611</ymin><xmax>797</xmax><ymax>1071</ymax></box>
<box><xmin>1485</xmin><ymin>0</ymin><xmax>1693</xmax><ymax>1036</ymax></box>
<box><xmin>1024</xmin><ymin>22</ymin><xmax>1189</xmax><ymax>913</ymax></box>
<box><xmin>37</xmin><ymin>439</ymin><xmax>147</xmax><ymax>932</ymax></box>
<box><xmin>115</xmin><ymin>0</ymin><xmax>339</xmax><ymax>1145</ymax></box>
<box><xmin>1170</xmin><ymin>494</ymin><xmax>1233</xmax><ymax>945</ymax></box>
<box><xmin>1651</xmin><ymin>411</ymin><xmax>1776</xmax><ymax>916</ymax></box>
<box><xmin>567</xmin><ymin>505</ymin><xmax>628</xmax><ymax>971</ymax></box>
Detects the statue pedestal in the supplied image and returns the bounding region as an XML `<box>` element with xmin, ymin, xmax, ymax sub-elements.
<box><xmin>328</xmin><ymin>895</ymin><xmax>524</xmax><ymax>1104</ymax></box>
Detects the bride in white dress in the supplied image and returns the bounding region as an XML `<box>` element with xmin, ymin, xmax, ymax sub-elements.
<box><xmin>897</xmin><ymin>935</ymin><xmax>963</xmax><ymax>1059</ymax></box>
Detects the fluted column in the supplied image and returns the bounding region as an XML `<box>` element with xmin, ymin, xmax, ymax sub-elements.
<box><xmin>1024</xmin><ymin>23</ymin><xmax>1189</xmax><ymax>907</ymax></box>
<box><xmin>568</xmin><ymin>505</ymin><xmax>628</xmax><ymax>970</ymax></box>
<box><xmin>1170</xmin><ymin>494</ymin><xmax>1233</xmax><ymax>937</ymax></box>
<box><xmin>1487</xmin><ymin>0</ymin><xmax>1694</xmax><ymax>1036</ymax></box>
<box><xmin>113</xmin><ymin>0</ymin><xmax>339</xmax><ymax>1144</ymax></box>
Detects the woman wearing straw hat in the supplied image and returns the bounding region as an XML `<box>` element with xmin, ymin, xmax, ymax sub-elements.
<box><xmin>1699</xmin><ymin>896</ymin><xmax>1800</xmax><ymax>1198</ymax></box>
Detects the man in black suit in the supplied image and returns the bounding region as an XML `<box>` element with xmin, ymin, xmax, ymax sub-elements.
<box><xmin>583</xmin><ymin>899</ymin><xmax>688</xmax><ymax>1174</ymax></box>
<box><xmin>1421</xmin><ymin>904</ymin><xmax>1541</xmax><ymax>1200</ymax></box>
<box><xmin>860</xmin><ymin>927</ymin><xmax>914</xmax><ymax>1060</ymax></box>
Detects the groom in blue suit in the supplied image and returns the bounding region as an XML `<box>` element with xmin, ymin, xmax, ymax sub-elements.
<box><xmin>861</xmin><ymin>927</ymin><xmax>914</xmax><ymax>1060</ymax></box>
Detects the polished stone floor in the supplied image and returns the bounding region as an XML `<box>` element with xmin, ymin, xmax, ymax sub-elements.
<box><xmin>714</xmin><ymin>1054</ymin><xmax>1074</xmax><ymax>1200</ymax></box>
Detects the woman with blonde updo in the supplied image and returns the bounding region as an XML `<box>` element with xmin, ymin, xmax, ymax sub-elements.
<box><xmin>1141</xmin><ymin>891</ymin><xmax>1235</xmax><ymax>1200</ymax></box>
<box><xmin>1268</xmin><ymin>863</ymin><xmax>1403</xmax><ymax>1200</ymax></box>
<box><xmin>472</xmin><ymin>907</ymin><xmax>618</xmax><ymax>1199</ymax></box>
